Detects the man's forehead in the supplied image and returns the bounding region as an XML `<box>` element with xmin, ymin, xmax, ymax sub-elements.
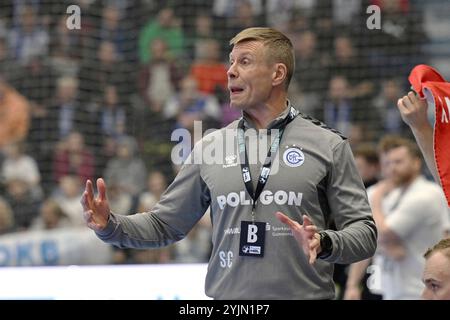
<box><xmin>424</xmin><ymin>252</ymin><xmax>450</xmax><ymax>277</ymax></box>
<box><xmin>229</xmin><ymin>40</ymin><xmax>264</xmax><ymax>58</ymax></box>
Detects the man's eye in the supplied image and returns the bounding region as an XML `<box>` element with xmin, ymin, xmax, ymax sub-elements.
<box><xmin>431</xmin><ymin>283</ymin><xmax>440</xmax><ymax>292</ymax></box>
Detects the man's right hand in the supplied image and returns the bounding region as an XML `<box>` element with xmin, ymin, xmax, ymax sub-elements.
<box><xmin>81</xmin><ymin>178</ymin><xmax>110</xmax><ymax>231</ymax></box>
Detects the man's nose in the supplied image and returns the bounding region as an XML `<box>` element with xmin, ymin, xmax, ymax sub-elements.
<box><xmin>227</xmin><ymin>64</ymin><xmax>237</xmax><ymax>79</ymax></box>
<box><xmin>421</xmin><ymin>288</ymin><xmax>431</xmax><ymax>300</ymax></box>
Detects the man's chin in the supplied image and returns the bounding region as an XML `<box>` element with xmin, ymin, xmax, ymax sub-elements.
<box><xmin>229</xmin><ymin>101</ymin><xmax>244</xmax><ymax>110</ymax></box>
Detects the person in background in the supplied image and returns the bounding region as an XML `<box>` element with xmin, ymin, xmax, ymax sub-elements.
<box><xmin>422</xmin><ymin>238</ymin><xmax>450</xmax><ymax>300</ymax></box>
<box><xmin>346</xmin><ymin>136</ymin><xmax>447</xmax><ymax>300</ymax></box>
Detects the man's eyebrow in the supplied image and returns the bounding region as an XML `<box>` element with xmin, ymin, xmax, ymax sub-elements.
<box><xmin>229</xmin><ymin>51</ymin><xmax>254</xmax><ymax>60</ymax></box>
<box><xmin>423</xmin><ymin>278</ymin><xmax>440</xmax><ymax>284</ymax></box>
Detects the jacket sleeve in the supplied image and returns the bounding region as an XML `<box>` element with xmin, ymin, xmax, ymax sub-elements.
<box><xmin>94</xmin><ymin>149</ymin><xmax>211</xmax><ymax>249</ymax></box>
<box><xmin>321</xmin><ymin>139</ymin><xmax>378</xmax><ymax>264</ymax></box>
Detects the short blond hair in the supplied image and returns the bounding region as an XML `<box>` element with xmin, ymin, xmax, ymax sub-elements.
<box><xmin>229</xmin><ymin>27</ymin><xmax>294</xmax><ymax>89</ymax></box>
<box><xmin>424</xmin><ymin>238</ymin><xmax>450</xmax><ymax>260</ymax></box>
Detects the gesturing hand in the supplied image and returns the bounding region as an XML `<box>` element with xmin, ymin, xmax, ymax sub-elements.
<box><xmin>275</xmin><ymin>212</ymin><xmax>320</xmax><ymax>264</ymax></box>
<box><xmin>80</xmin><ymin>178</ymin><xmax>111</xmax><ymax>231</ymax></box>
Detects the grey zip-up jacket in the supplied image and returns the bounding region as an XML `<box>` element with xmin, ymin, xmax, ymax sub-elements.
<box><xmin>96</xmin><ymin>106</ymin><xmax>377</xmax><ymax>299</ymax></box>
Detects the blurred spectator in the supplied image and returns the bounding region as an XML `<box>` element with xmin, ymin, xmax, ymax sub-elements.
<box><xmin>348</xmin><ymin>122</ymin><xmax>378</xmax><ymax>150</ymax></box>
<box><xmin>0</xmin><ymin>78</ymin><xmax>30</xmax><ymax>149</ymax></box>
<box><xmin>32</xmin><ymin>77</ymin><xmax>95</xmax><ymax>191</ymax></box>
<box><xmin>137</xmin><ymin>170</ymin><xmax>168</xmax><ymax>212</ymax></box>
<box><xmin>332</xmin><ymin>0</ymin><xmax>363</xmax><ymax>27</ymax></box>
<box><xmin>15</xmin><ymin>56</ymin><xmax>56</xmax><ymax>115</ymax></box>
<box><xmin>0</xmin><ymin>36</ymin><xmax>21</xmax><ymax>86</ymax></box>
<box><xmin>78</xmin><ymin>41</ymin><xmax>132</xmax><ymax>105</ymax></box>
<box><xmin>224</xmin><ymin>0</ymin><xmax>261</xmax><ymax>44</ymax></box>
<box><xmin>97</xmin><ymin>5</ymin><xmax>127</xmax><ymax>58</ymax></box>
<box><xmin>266</xmin><ymin>0</ymin><xmax>315</xmax><ymax>31</ymax></box>
<box><xmin>3</xmin><ymin>178</ymin><xmax>41</xmax><ymax>230</ymax></box>
<box><xmin>48</xmin><ymin>14</ymin><xmax>82</xmax><ymax>75</ymax></box>
<box><xmin>348</xmin><ymin>136</ymin><xmax>448</xmax><ymax>300</ymax></box>
<box><xmin>317</xmin><ymin>75</ymin><xmax>356</xmax><ymax>137</ymax></box>
<box><xmin>51</xmin><ymin>174</ymin><xmax>84</xmax><ymax>226</ymax></box>
<box><xmin>185</xmin><ymin>12</ymin><xmax>214</xmax><ymax>61</ymax></box>
<box><xmin>353</xmin><ymin>143</ymin><xmax>380</xmax><ymax>188</ymax></box>
<box><xmin>7</xmin><ymin>5</ymin><xmax>49</xmax><ymax>65</ymax></box>
<box><xmin>1</xmin><ymin>141</ymin><xmax>41</xmax><ymax>191</ymax></box>
<box><xmin>106</xmin><ymin>181</ymin><xmax>135</xmax><ymax>215</ymax></box>
<box><xmin>372</xmin><ymin>78</ymin><xmax>410</xmax><ymax>137</ymax></box>
<box><xmin>30</xmin><ymin>198</ymin><xmax>71</xmax><ymax>230</ymax></box>
<box><xmin>328</xmin><ymin>34</ymin><xmax>375</xmax><ymax>101</ymax></box>
<box><xmin>46</xmin><ymin>76</ymin><xmax>86</xmax><ymax>140</ymax></box>
<box><xmin>290</xmin><ymin>29</ymin><xmax>325</xmax><ymax>115</ymax></box>
<box><xmin>190</xmin><ymin>39</ymin><xmax>228</xmax><ymax>96</ymax></box>
<box><xmin>212</xmin><ymin>0</ymin><xmax>262</xmax><ymax>18</ymax></box>
<box><xmin>53</xmin><ymin>131</ymin><xmax>95</xmax><ymax>185</ymax></box>
<box><xmin>0</xmin><ymin>196</ymin><xmax>14</xmax><ymax>235</ymax></box>
<box><xmin>14</xmin><ymin>52</ymin><xmax>55</xmax><ymax>180</ymax></box>
<box><xmin>138</xmin><ymin>38</ymin><xmax>181</xmax><ymax>113</ymax></box>
<box><xmin>292</xmin><ymin>30</ymin><xmax>325</xmax><ymax>95</ymax></box>
<box><xmin>104</xmin><ymin>136</ymin><xmax>147</xmax><ymax>196</ymax></box>
<box><xmin>97</xmin><ymin>85</ymin><xmax>127</xmax><ymax>139</ymax></box>
<box><xmin>138</xmin><ymin>7</ymin><xmax>185</xmax><ymax>64</ymax></box>
<box><xmin>164</xmin><ymin>75</ymin><xmax>221</xmax><ymax>132</ymax></box>
<box><xmin>311</xmin><ymin>0</ymin><xmax>335</xmax><ymax>54</ymax></box>
<box><xmin>95</xmin><ymin>135</ymin><xmax>118</xmax><ymax>178</ymax></box>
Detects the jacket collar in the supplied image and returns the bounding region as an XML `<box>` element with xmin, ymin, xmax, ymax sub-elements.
<box><xmin>242</xmin><ymin>100</ymin><xmax>292</xmax><ymax>130</ymax></box>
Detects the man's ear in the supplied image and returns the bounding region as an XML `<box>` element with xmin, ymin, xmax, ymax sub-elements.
<box><xmin>272</xmin><ymin>63</ymin><xmax>287</xmax><ymax>87</ymax></box>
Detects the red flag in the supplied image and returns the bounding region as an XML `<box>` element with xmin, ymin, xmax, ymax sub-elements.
<box><xmin>409</xmin><ymin>64</ymin><xmax>450</xmax><ymax>206</ymax></box>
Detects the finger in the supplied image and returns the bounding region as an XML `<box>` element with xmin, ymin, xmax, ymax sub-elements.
<box><xmin>309</xmin><ymin>236</ymin><xmax>320</xmax><ymax>250</ymax></box>
<box><xmin>397</xmin><ymin>98</ymin><xmax>408</xmax><ymax>112</ymax></box>
<box><xmin>86</xmin><ymin>179</ymin><xmax>94</xmax><ymax>199</ymax></box>
<box><xmin>302</xmin><ymin>215</ymin><xmax>313</xmax><ymax>227</ymax></box>
<box><xmin>304</xmin><ymin>225</ymin><xmax>317</xmax><ymax>233</ymax></box>
<box><xmin>402</xmin><ymin>95</ymin><xmax>415</xmax><ymax>109</ymax></box>
<box><xmin>275</xmin><ymin>212</ymin><xmax>300</xmax><ymax>230</ymax></box>
<box><xmin>309</xmin><ymin>249</ymin><xmax>317</xmax><ymax>264</ymax></box>
<box><xmin>97</xmin><ymin>178</ymin><xmax>107</xmax><ymax>201</ymax></box>
<box><xmin>408</xmin><ymin>91</ymin><xmax>418</xmax><ymax>102</ymax></box>
<box><xmin>85</xmin><ymin>179</ymin><xmax>96</xmax><ymax>208</ymax></box>
<box><xmin>80</xmin><ymin>191</ymin><xmax>90</xmax><ymax>210</ymax></box>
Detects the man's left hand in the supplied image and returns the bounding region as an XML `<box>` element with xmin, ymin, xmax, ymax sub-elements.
<box><xmin>276</xmin><ymin>212</ymin><xmax>321</xmax><ymax>264</ymax></box>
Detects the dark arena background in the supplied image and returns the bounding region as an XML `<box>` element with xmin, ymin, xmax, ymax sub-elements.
<box><xmin>0</xmin><ymin>0</ymin><xmax>449</xmax><ymax>300</ymax></box>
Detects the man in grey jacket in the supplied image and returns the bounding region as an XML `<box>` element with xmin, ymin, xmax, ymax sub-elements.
<box><xmin>81</xmin><ymin>27</ymin><xmax>377</xmax><ymax>299</ymax></box>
